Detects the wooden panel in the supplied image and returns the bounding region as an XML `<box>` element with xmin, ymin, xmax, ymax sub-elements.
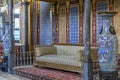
<box><xmin>58</xmin><ymin>7</ymin><xmax>67</xmax><ymax>44</ymax></box>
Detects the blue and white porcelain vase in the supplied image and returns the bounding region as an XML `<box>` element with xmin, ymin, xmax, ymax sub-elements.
<box><xmin>98</xmin><ymin>12</ymin><xmax>118</xmax><ymax>71</ymax></box>
<box><xmin>2</xmin><ymin>22</ymin><xmax>10</xmax><ymax>56</ymax></box>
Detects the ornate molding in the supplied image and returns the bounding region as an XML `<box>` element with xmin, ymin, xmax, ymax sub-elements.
<box><xmin>37</xmin><ymin>1</ymin><xmax>40</xmax><ymax>14</ymax></box>
<box><xmin>52</xmin><ymin>4</ymin><xmax>55</xmax><ymax>15</ymax></box>
<box><xmin>57</xmin><ymin>3</ymin><xmax>59</xmax><ymax>14</ymax></box>
<box><xmin>109</xmin><ymin>0</ymin><xmax>114</xmax><ymax>11</ymax></box>
<box><xmin>91</xmin><ymin>0</ymin><xmax>97</xmax><ymax>45</ymax></box>
<box><xmin>66</xmin><ymin>1</ymin><xmax>70</xmax><ymax>13</ymax></box>
<box><xmin>79</xmin><ymin>0</ymin><xmax>83</xmax><ymax>8</ymax></box>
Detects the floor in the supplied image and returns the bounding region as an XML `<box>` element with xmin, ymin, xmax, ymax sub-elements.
<box><xmin>0</xmin><ymin>71</ymin><xmax>30</xmax><ymax>80</ymax></box>
<box><xmin>15</xmin><ymin>66</ymin><xmax>120</xmax><ymax>80</ymax></box>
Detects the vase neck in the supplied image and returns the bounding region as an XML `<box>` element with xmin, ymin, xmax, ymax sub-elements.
<box><xmin>102</xmin><ymin>17</ymin><xmax>113</xmax><ymax>34</ymax></box>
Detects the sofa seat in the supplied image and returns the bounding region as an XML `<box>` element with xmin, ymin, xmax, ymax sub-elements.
<box><xmin>36</xmin><ymin>54</ymin><xmax>82</xmax><ymax>67</ymax></box>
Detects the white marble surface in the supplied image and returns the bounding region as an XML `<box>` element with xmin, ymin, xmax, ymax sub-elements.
<box><xmin>0</xmin><ymin>71</ymin><xmax>30</xmax><ymax>80</ymax></box>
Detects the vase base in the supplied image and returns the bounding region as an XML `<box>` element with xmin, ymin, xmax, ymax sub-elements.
<box><xmin>99</xmin><ymin>70</ymin><xmax>118</xmax><ymax>80</ymax></box>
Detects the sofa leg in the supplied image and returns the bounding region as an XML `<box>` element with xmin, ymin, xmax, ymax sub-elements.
<box><xmin>34</xmin><ymin>63</ymin><xmax>39</xmax><ymax>68</ymax></box>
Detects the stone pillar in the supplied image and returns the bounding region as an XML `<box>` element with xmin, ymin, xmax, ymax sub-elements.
<box><xmin>82</xmin><ymin>0</ymin><xmax>93</xmax><ymax>80</ymax></box>
<box><xmin>8</xmin><ymin>0</ymin><xmax>14</xmax><ymax>74</ymax></box>
<box><xmin>23</xmin><ymin>2</ymin><xmax>30</xmax><ymax>51</ymax></box>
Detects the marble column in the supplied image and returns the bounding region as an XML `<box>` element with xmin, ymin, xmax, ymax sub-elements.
<box><xmin>8</xmin><ymin>0</ymin><xmax>14</xmax><ymax>74</ymax></box>
<box><xmin>23</xmin><ymin>2</ymin><xmax>30</xmax><ymax>51</ymax></box>
<box><xmin>82</xmin><ymin>0</ymin><xmax>93</xmax><ymax>80</ymax></box>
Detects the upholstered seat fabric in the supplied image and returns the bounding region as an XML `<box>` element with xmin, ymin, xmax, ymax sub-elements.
<box><xmin>36</xmin><ymin>54</ymin><xmax>82</xmax><ymax>67</ymax></box>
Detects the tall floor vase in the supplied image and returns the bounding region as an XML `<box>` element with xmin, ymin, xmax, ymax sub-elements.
<box><xmin>98</xmin><ymin>12</ymin><xmax>118</xmax><ymax>80</ymax></box>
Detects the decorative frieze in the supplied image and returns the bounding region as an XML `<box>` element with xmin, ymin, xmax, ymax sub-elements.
<box><xmin>79</xmin><ymin>0</ymin><xmax>84</xmax><ymax>44</ymax></box>
<box><xmin>109</xmin><ymin>0</ymin><xmax>114</xmax><ymax>12</ymax></box>
<box><xmin>66</xmin><ymin>1</ymin><xmax>70</xmax><ymax>13</ymax></box>
<box><xmin>91</xmin><ymin>0</ymin><xmax>97</xmax><ymax>45</ymax></box>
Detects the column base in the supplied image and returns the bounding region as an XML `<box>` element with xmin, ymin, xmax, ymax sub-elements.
<box><xmin>99</xmin><ymin>70</ymin><xmax>118</xmax><ymax>80</ymax></box>
<box><xmin>82</xmin><ymin>58</ymin><xmax>93</xmax><ymax>80</ymax></box>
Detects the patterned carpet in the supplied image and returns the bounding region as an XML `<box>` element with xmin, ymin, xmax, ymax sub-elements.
<box><xmin>15</xmin><ymin>66</ymin><xmax>120</xmax><ymax>80</ymax></box>
<box><xmin>15</xmin><ymin>67</ymin><xmax>81</xmax><ymax>80</ymax></box>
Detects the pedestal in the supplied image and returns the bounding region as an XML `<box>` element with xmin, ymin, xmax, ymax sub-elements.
<box><xmin>99</xmin><ymin>70</ymin><xmax>118</xmax><ymax>80</ymax></box>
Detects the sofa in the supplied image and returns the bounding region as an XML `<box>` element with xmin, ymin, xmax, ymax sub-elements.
<box><xmin>34</xmin><ymin>45</ymin><xmax>98</xmax><ymax>74</ymax></box>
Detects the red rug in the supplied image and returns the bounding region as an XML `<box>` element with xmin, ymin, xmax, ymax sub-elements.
<box><xmin>15</xmin><ymin>67</ymin><xmax>81</xmax><ymax>80</ymax></box>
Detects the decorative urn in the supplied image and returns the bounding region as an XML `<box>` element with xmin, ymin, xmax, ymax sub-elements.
<box><xmin>98</xmin><ymin>12</ymin><xmax>118</xmax><ymax>71</ymax></box>
<box><xmin>2</xmin><ymin>22</ymin><xmax>10</xmax><ymax>56</ymax></box>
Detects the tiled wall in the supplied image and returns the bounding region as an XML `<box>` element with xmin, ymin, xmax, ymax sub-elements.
<box><xmin>70</xmin><ymin>5</ymin><xmax>79</xmax><ymax>44</ymax></box>
<box><xmin>56</xmin><ymin>1</ymin><xmax>84</xmax><ymax>45</ymax></box>
<box><xmin>40</xmin><ymin>2</ymin><xmax>52</xmax><ymax>45</ymax></box>
<box><xmin>34</xmin><ymin>0</ymin><xmax>116</xmax><ymax>47</ymax></box>
<box><xmin>97</xmin><ymin>1</ymin><xmax>108</xmax><ymax>37</ymax></box>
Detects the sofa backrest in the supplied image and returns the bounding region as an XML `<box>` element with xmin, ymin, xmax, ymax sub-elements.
<box><xmin>54</xmin><ymin>45</ymin><xmax>84</xmax><ymax>56</ymax></box>
<box><xmin>54</xmin><ymin>45</ymin><xmax>98</xmax><ymax>61</ymax></box>
<box><xmin>34</xmin><ymin>45</ymin><xmax>57</xmax><ymax>57</ymax></box>
<box><xmin>34</xmin><ymin>45</ymin><xmax>98</xmax><ymax>62</ymax></box>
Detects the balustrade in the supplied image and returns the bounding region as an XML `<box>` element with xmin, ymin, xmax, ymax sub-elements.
<box><xmin>14</xmin><ymin>51</ymin><xmax>34</xmax><ymax>67</ymax></box>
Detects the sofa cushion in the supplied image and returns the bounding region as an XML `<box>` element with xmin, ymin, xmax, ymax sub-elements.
<box><xmin>36</xmin><ymin>54</ymin><xmax>82</xmax><ymax>67</ymax></box>
<box><xmin>35</xmin><ymin>46</ymin><xmax>57</xmax><ymax>57</ymax></box>
<box><xmin>54</xmin><ymin>45</ymin><xmax>84</xmax><ymax>56</ymax></box>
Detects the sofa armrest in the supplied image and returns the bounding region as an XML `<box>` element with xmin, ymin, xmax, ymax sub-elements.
<box><xmin>79</xmin><ymin>50</ymin><xmax>85</xmax><ymax>62</ymax></box>
<box><xmin>34</xmin><ymin>46</ymin><xmax>57</xmax><ymax>57</ymax></box>
<box><xmin>75</xmin><ymin>50</ymin><xmax>85</xmax><ymax>62</ymax></box>
<box><xmin>78</xmin><ymin>48</ymin><xmax>98</xmax><ymax>62</ymax></box>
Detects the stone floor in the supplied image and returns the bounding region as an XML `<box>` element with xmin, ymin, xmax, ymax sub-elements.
<box><xmin>0</xmin><ymin>71</ymin><xmax>30</xmax><ymax>80</ymax></box>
